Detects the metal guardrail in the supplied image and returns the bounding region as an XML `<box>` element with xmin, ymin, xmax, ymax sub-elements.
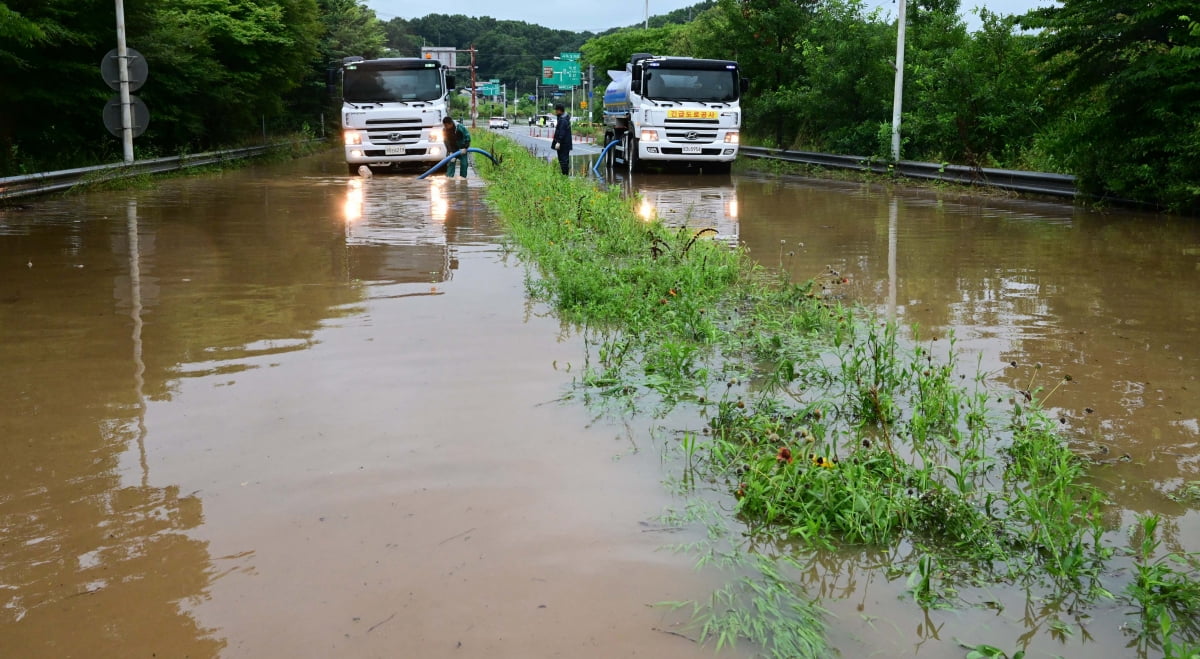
<box><xmin>0</xmin><ymin>142</ymin><xmax>304</xmax><ymax>201</ymax></box>
<box><xmin>738</xmin><ymin>146</ymin><xmax>1077</xmax><ymax>198</ymax></box>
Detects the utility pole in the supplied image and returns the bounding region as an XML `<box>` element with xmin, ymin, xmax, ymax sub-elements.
<box><xmin>469</xmin><ymin>45</ymin><xmax>478</xmax><ymax>128</ymax></box>
<box><xmin>114</xmin><ymin>0</ymin><xmax>134</xmax><ymax>162</ymax></box>
<box><xmin>890</xmin><ymin>0</ymin><xmax>907</xmax><ymax>162</ymax></box>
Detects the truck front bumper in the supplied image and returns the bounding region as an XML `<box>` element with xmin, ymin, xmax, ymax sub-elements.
<box><xmin>345</xmin><ymin>143</ymin><xmax>447</xmax><ymax>165</ymax></box>
<box><xmin>638</xmin><ymin>143</ymin><xmax>738</xmax><ymax>162</ymax></box>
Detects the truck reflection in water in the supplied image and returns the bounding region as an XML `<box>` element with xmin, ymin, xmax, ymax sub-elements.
<box><xmin>341</xmin><ymin>176</ymin><xmax>462</xmax><ymax>286</ymax></box>
<box><xmin>629</xmin><ymin>173</ymin><xmax>739</xmax><ymax>246</ymax></box>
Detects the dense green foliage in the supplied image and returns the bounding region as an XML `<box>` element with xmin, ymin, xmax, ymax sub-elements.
<box><xmin>1021</xmin><ymin>0</ymin><xmax>1200</xmax><ymax>210</ymax></box>
<box><xmin>0</xmin><ymin>0</ymin><xmax>328</xmax><ymax>174</ymax></box>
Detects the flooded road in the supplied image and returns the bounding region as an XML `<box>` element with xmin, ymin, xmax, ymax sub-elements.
<box><xmin>630</xmin><ymin>169</ymin><xmax>1200</xmax><ymax>657</ymax></box>
<box><xmin>0</xmin><ymin>153</ymin><xmax>729</xmax><ymax>658</ymax></box>
<box><xmin>4</xmin><ymin>146</ymin><xmax>1199</xmax><ymax>658</ymax></box>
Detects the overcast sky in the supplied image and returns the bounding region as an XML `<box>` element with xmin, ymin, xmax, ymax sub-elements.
<box><xmin>362</xmin><ymin>0</ymin><xmax>1057</xmax><ymax>34</ymax></box>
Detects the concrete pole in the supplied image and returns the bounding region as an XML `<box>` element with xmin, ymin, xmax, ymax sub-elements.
<box><xmin>470</xmin><ymin>46</ymin><xmax>477</xmax><ymax>128</ymax></box>
<box><xmin>890</xmin><ymin>0</ymin><xmax>907</xmax><ymax>162</ymax></box>
<box><xmin>115</xmin><ymin>0</ymin><xmax>134</xmax><ymax>163</ymax></box>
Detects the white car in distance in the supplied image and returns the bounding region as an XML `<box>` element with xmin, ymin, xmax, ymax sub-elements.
<box><xmin>488</xmin><ymin>116</ymin><xmax>510</xmax><ymax>129</ymax></box>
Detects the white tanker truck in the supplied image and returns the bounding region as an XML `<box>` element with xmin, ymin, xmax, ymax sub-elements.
<box><xmin>338</xmin><ymin>56</ymin><xmax>455</xmax><ymax>175</ymax></box>
<box><xmin>602</xmin><ymin>53</ymin><xmax>747</xmax><ymax>174</ymax></box>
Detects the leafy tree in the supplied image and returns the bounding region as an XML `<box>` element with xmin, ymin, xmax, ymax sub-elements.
<box><xmin>0</xmin><ymin>0</ymin><xmax>127</xmax><ymax>173</ymax></box>
<box><xmin>691</xmin><ymin>0</ymin><xmax>820</xmax><ymax>147</ymax></box>
<box><xmin>1022</xmin><ymin>0</ymin><xmax>1200</xmax><ymax>211</ymax></box>
<box><xmin>786</xmin><ymin>0</ymin><xmax>895</xmax><ymax>154</ymax></box>
<box><xmin>134</xmin><ymin>0</ymin><xmax>321</xmax><ymax>147</ymax></box>
<box><xmin>901</xmin><ymin>10</ymin><xmax>1043</xmax><ymax>167</ymax></box>
<box><xmin>318</xmin><ymin>0</ymin><xmax>385</xmax><ymax>61</ymax></box>
<box><xmin>0</xmin><ymin>2</ymin><xmax>47</xmax><ymax>68</ymax></box>
<box><xmin>382</xmin><ymin>18</ymin><xmax>422</xmax><ymax>56</ymax></box>
<box><xmin>581</xmin><ymin>24</ymin><xmax>691</xmax><ymax>78</ymax></box>
<box><xmin>288</xmin><ymin>0</ymin><xmax>387</xmax><ymax>130</ymax></box>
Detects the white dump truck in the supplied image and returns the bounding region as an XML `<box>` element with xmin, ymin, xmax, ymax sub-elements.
<box><xmin>339</xmin><ymin>57</ymin><xmax>455</xmax><ymax>175</ymax></box>
<box><xmin>602</xmin><ymin>53</ymin><xmax>747</xmax><ymax>174</ymax></box>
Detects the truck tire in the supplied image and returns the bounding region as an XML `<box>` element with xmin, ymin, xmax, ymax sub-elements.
<box><xmin>604</xmin><ymin>131</ymin><xmax>616</xmax><ymax>169</ymax></box>
<box><xmin>624</xmin><ymin>135</ymin><xmax>638</xmax><ymax>174</ymax></box>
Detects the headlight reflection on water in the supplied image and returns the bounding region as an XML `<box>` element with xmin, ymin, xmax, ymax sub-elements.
<box><xmin>429</xmin><ymin>176</ymin><xmax>448</xmax><ymax>223</ymax></box>
<box><xmin>343</xmin><ymin>178</ymin><xmax>363</xmax><ymax>224</ymax></box>
<box><xmin>638</xmin><ymin>197</ymin><xmax>654</xmax><ymax>222</ymax></box>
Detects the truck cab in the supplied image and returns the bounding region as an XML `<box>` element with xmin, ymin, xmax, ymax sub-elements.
<box><xmin>603</xmin><ymin>54</ymin><xmax>748</xmax><ymax>174</ymax></box>
<box><xmin>339</xmin><ymin>57</ymin><xmax>455</xmax><ymax>175</ymax></box>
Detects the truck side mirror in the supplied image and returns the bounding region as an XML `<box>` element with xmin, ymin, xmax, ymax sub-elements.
<box><xmin>740</xmin><ymin>78</ymin><xmax>750</xmax><ymax>93</ymax></box>
<box><xmin>446</xmin><ymin>74</ymin><xmax>456</xmax><ymax>88</ymax></box>
<box><xmin>631</xmin><ymin>79</ymin><xmax>642</xmax><ymax>94</ymax></box>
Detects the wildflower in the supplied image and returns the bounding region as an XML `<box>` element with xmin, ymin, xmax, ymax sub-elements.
<box><xmin>776</xmin><ymin>446</ymin><xmax>794</xmax><ymax>464</ymax></box>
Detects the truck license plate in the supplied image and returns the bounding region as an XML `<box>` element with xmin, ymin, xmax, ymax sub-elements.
<box><xmin>385</xmin><ymin>146</ymin><xmax>406</xmax><ymax>155</ymax></box>
<box><xmin>682</xmin><ymin>145</ymin><xmax>702</xmax><ymax>154</ymax></box>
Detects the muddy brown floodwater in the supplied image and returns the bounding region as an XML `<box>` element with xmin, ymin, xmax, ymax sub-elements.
<box><xmin>4</xmin><ymin>149</ymin><xmax>1199</xmax><ymax>659</ymax></box>
<box><xmin>0</xmin><ymin>153</ymin><xmax>741</xmax><ymax>658</ymax></box>
<box><xmin>633</xmin><ymin>169</ymin><xmax>1200</xmax><ymax>658</ymax></box>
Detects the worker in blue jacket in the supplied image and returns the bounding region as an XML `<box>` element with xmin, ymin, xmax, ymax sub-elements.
<box><xmin>550</xmin><ymin>104</ymin><xmax>572</xmax><ymax>175</ymax></box>
<box><xmin>441</xmin><ymin>116</ymin><xmax>471</xmax><ymax>177</ymax></box>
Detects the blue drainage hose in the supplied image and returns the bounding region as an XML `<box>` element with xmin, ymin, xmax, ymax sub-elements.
<box><xmin>591</xmin><ymin>140</ymin><xmax>620</xmax><ymax>176</ymax></box>
<box><xmin>417</xmin><ymin>147</ymin><xmax>499</xmax><ymax>179</ymax></box>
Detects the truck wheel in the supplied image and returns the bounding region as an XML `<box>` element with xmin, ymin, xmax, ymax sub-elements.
<box><xmin>624</xmin><ymin>135</ymin><xmax>638</xmax><ymax>174</ymax></box>
<box><xmin>604</xmin><ymin>131</ymin><xmax>616</xmax><ymax>169</ymax></box>
<box><xmin>348</xmin><ymin>164</ymin><xmax>363</xmax><ymax>176</ymax></box>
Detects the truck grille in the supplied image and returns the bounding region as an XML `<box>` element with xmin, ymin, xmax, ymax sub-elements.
<box><xmin>665</xmin><ymin>129</ymin><xmax>719</xmax><ymax>144</ymax></box>
<box><xmin>363</xmin><ymin>118</ymin><xmax>425</xmax><ymax>145</ymax></box>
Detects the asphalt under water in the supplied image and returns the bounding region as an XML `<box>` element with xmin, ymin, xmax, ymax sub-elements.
<box><xmin>4</xmin><ymin>150</ymin><xmax>1200</xmax><ymax>658</ymax></box>
<box><xmin>0</xmin><ymin>154</ymin><xmax>729</xmax><ymax>658</ymax></box>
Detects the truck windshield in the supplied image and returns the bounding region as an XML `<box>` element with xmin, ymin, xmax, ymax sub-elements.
<box><xmin>343</xmin><ymin>68</ymin><xmax>443</xmax><ymax>103</ymax></box>
<box><xmin>644</xmin><ymin>68</ymin><xmax>738</xmax><ymax>103</ymax></box>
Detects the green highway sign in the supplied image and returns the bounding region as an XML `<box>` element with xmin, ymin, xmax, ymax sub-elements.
<box><xmin>479</xmin><ymin>83</ymin><xmax>500</xmax><ymax>95</ymax></box>
<box><xmin>560</xmin><ymin>52</ymin><xmax>581</xmax><ymax>61</ymax></box>
<box><xmin>541</xmin><ymin>59</ymin><xmax>580</xmax><ymax>88</ymax></box>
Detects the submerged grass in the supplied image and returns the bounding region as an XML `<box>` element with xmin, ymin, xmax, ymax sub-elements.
<box><xmin>478</xmin><ymin>140</ymin><xmax>1199</xmax><ymax>657</ymax></box>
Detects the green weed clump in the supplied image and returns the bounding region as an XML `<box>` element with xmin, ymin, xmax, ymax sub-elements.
<box><xmin>478</xmin><ymin>138</ymin><xmax>1200</xmax><ymax>655</ymax></box>
<box><xmin>1127</xmin><ymin>515</ymin><xmax>1200</xmax><ymax>658</ymax></box>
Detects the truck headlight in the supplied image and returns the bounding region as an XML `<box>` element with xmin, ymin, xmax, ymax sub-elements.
<box><xmin>639</xmin><ymin>129</ymin><xmax>659</xmax><ymax>142</ymax></box>
<box><xmin>344</xmin><ymin>130</ymin><xmax>363</xmax><ymax>145</ymax></box>
<box><xmin>724</xmin><ymin>132</ymin><xmax>739</xmax><ymax>144</ymax></box>
<box><xmin>429</xmin><ymin>128</ymin><xmax>443</xmax><ymax>143</ymax></box>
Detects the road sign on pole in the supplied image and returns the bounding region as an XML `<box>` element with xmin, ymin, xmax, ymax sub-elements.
<box><xmin>540</xmin><ymin>59</ymin><xmax>580</xmax><ymax>88</ymax></box>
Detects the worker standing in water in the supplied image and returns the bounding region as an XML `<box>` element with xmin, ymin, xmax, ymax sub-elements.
<box><xmin>550</xmin><ymin>103</ymin><xmax>572</xmax><ymax>175</ymax></box>
<box><xmin>441</xmin><ymin>116</ymin><xmax>471</xmax><ymax>178</ymax></box>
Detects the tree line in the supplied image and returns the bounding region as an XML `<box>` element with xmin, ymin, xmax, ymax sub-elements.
<box><xmin>1</xmin><ymin>0</ymin><xmax>1196</xmax><ymax>212</ymax></box>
